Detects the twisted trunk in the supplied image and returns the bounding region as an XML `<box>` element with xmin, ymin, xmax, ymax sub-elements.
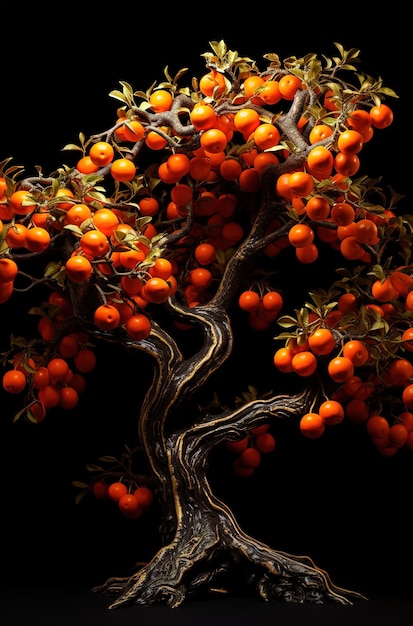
<box><xmin>93</xmin><ymin>373</ymin><xmax>364</xmax><ymax>608</ymax></box>
<box><xmin>93</xmin><ymin>304</ymin><xmax>364</xmax><ymax>608</ymax></box>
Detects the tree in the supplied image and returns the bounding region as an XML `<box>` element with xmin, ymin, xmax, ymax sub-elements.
<box><xmin>0</xmin><ymin>40</ymin><xmax>410</xmax><ymax>609</ymax></box>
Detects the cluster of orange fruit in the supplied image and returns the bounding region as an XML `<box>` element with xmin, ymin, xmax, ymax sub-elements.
<box><xmin>92</xmin><ymin>481</ymin><xmax>154</xmax><ymax>519</ymax></box>
<box><xmin>238</xmin><ymin>289</ymin><xmax>284</xmax><ymax>331</ymax></box>
<box><xmin>225</xmin><ymin>423</ymin><xmax>276</xmax><ymax>477</ymax></box>
<box><xmin>273</xmin><ymin>314</ymin><xmax>413</xmax><ymax>456</ymax></box>
<box><xmin>1</xmin><ymin>290</ymin><xmax>96</xmax><ymax>421</ymax></box>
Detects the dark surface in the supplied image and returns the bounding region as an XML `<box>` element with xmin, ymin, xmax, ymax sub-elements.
<box><xmin>2</xmin><ymin>1</ymin><xmax>413</xmax><ymax>624</ymax></box>
<box><xmin>2</xmin><ymin>586</ymin><xmax>413</xmax><ymax>626</ymax></box>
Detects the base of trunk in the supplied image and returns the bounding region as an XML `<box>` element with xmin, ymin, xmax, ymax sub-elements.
<box><xmin>92</xmin><ymin>530</ymin><xmax>366</xmax><ymax>609</ymax></box>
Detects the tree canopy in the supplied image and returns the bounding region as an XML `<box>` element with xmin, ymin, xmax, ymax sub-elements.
<box><xmin>1</xmin><ymin>39</ymin><xmax>412</xmax><ymax>608</ymax></box>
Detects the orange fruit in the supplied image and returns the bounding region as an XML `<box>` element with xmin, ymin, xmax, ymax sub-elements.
<box><xmin>93</xmin><ymin>208</ymin><xmax>119</xmax><ymax>236</ymax></box>
<box><xmin>110</xmin><ymin>158</ymin><xmax>136</xmax><ymax>182</ymax></box>
<box><xmin>149</xmin><ymin>89</ymin><xmax>173</xmax><ymax>112</ymax></box>
<box><xmin>366</xmin><ymin>415</ymin><xmax>390</xmax><ymax>439</ymax></box>
<box><xmin>0</xmin><ymin>258</ymin><xmax>18</xmax><ymax>283</ymax></box>
<box><xmin>238</xmin><ymin>168</ymin><xmax>261</xmax><ymax>193</ymax></box>
<box><xmin>305</xmin><ymin>196</ymin><xmax>330</xmax><ymax>221</ymax></box>
<box><xmin>339</xmin><ymin>236</ymin><xmax>364</xmax><ymax>261</ymax></box>
<box><xmin>253</xmin><ymin>152</ymin><xmax>279</xmax><ymax>174</ymax></box>
<box><xmin>388</xmin><ymin>358</ymin><xmax>413</xmax><ymax>385</ymax></box>
<box><xmin>308</xmin><ymin>328</ymin><xmax>336</xmax><ymax>355</ymax></box>
<box><xmin>159</xmin><ymin>164</ymin><xmax>180</xmax><ymax>188</ymax></box>
<box><xmin>253</xmin><ymin>123</ymin><xmax>280</xmax><ymax>150</ymax></box>
<box><xmin>399</xmin><ymin>412</ymin><xmax>413</xmax><ymax>432</ymax></box>
<box><xmin>219</xmin><ymin>158</ymin><xmax>243</xmax><ymax>181</ymax></box>
<box><xmin>337</xmin><ymin>130</ymin><xmax>364</xmax><ymax>154</ymax></box>
<box><xmin>125</xmin><ymin>313</ymin><xmax>152</xmax><ymax>340</ymax></box>
<box><xmin>401</xmin><ymin>328</ymin><xmax>413</xmax><ymax>352</ymax></box>
<box><xmin>331</xmin><ymin>202</ymin><xmax>355</xmax><ymax>226</ymax></box>
<box><xmin>342</xmin><ymin>340</ymin><xmax>369</xmax><ymax>367</ymax></box>
<box><xmin>334</xmin><ymin>152</ymin><xmax>360</xmax><ymax>177</ymax></box>
<box><xmin>239</xmin><ymin>447</ymin><xmax>261</xmax><ymax>469</ymax></box>
<box><xmin>9</xmin><ymin>190</ymin><xmax>37</xmax><ymax>215</ymax></box>
<box><xmin>279</xmin><ymin>74</ymin><xmax>302</xmax><ymax>100</ymax></box>
<box><xmin>369</xmin><ymin>103</ymin><xmax>393</xmax><ymax>129</ymax></box>
<box><xmin>306</xmin><ymin>146</ymin><xmax>334</xmax><ymax>178</ymax></box>
<box><xmin>189</xmin><ymin>268</ymin><xmax>213</xmax><ymax>290</ymax></box>
<box><xmin>58</xmin><ymin>335</ymin><xmax>79</xmax><ymax>359</ymax></box>
<box><xmin>38</xmin><ymin>316</ymin><xmax>56</xmax><ymax>341</ymax></box>
<box><xmin>389</xmin><ymin>270</ymin><xmax>413</xmax><ymax>297</ymax></box>
<box><xmin>170</xmin><ymin>184</ymin><xmax>193</xmax><ymax>206</ymax></box>
<box><xmin>134</xmin><ymin>486</ymin><xmax>154</xmax><ymax>509</ymax></box>
<box><xmin>194</xmin><ymin>242</ymin><xmax>216</xmax><ymax>265</ymax></box>
<box><xmin>145</xmin><ymin>128</ymin><xmax>168</xmax><ymax>151</ymax></box>
<box><xmin>94</xmin><ymin>303</ymin><xmax>121</xmax><ymax>331</ymax></box>
<box><xmin>200</xmin><ymin>128</ymin><xmax>228</xmax><ymax>154</ymax></box>
<box><xmin>148</xmin><ymin>257</ymin><xmax>173</xmax><ymax>280</ymax></box>
<box><xmin>327</xmin><ymin>356</ymin><xmax>354</xmax><ymax>383</ymax></box>
<box><xmin>239</xmin><ymin>290</ymin><xmax>260</xmax><ymax>312</ymax></box>
<box><xmin>189</xmin><ymin>156</ymin><xmax>212</xmax><ymax>181</ymax></box>
<box><xmin>259</xmin><ymin>80</ymin><xmax>282</xmax><ymax>105</ymax></box>
<box><xmin>287</xmin><ymin>171</ymin><xmax>314</xmax><ymax>197</ymax></box>
<box><xmin>38</xmin><ymin>384</ymin><xmax>61</xmax><ymax>408</ymax></box>
<box><xmin>65</xmin><ymin>255</ymin><xmax>93</xmax><ymax>283</ymax></box>
<box><xmin>32</xmin><ymin>366</ymin><xmax>50</xmax><ymax>389</ymax></box>
<box><xmin>337</xmin><ymin>293</ymin><xmax>358</xmax><ymax>314</ymax></box>
<box><xmin>261</xmin><ymin>291</ymin><xmax>283</xmax><ymax>315</ymax></box>
<box><xmin>291</xmin><ymin>351</ymin><xmax>318</xmax><ymax>376</ymax></box>
<box><xmin>295</xmin><ymin>243</ymin><xmax>319</xmax><ymax>264</ymax></box>
<box><xmin>25</xmin><ymin>226</ymin><xmax>51</xmax><ymax>252</ymax></box>
<box><xmin>76</xmin><ymin>155</ymin><xmax>100</xmax><ymax>174</ymax></box>
<box><xmin>243</xmin><ymin>75</ymin><xmax>264</xmax><ymax>99</ymax></box>
<box><xmin>79</xmin><ymin>229</ymin><xmax>110</xmax><ymax>257</ymax></box>
<box><xmin>346</xmin><ymin>109</ymin><xmax>372</xmax><ymax>133</ymax></box>
<box><xmin>233</xmin><ymin>108</ymin><xmax>261</xmax><ymax>135</ymax></box>
<box><xmin>255</xmin><ymin>432</ymin><xmax>276</xmax><ymax>453</ymax></box>
<box><xmin>5</xmin><ymin>223</ymin><xmax>28</xmax><ymax>249</ymax></box>
<box><xmin>319</xmin><ymin>400</ymin><xmax>345</xmax><ymax>425</ymax></box>
<box><xmin>2</xmin><ymin>369</ymin><xmax>27</xmax><ymax>394</ymax></box>
<box><xmin>88</xmin><ymin>141</ymin><xmax>114</xmax><ymax>167</ymax></box>
<box><xmin>273</xmin><ymin>347</ymin><xmax>294</xmax><ymax>373</ymax></box>
<box><xmin>166</xmin><ymin>153</ymin><xmax>191</xmax><ymax>179</ymax></box>
<box><xmin>388</xmin><ymin>423</ymin><xmax>408</xmax><ymax>448</ymax></box>
<box><xmin>226</xmin><ymin>436</ymin><xmax>249</xmax><ymax>454</ymax></box>
<box><xmin>92</xmin><ymin>481</ymin><xmax>109</xmax><ymax>500</ymax></box>
<box><xmin>74</xmin><ymin>348</ymin><xmax>96</xmax><ymax>373</ymax></box>
<box><xmin>63</xmin><ymin>203</ymin><xmax>92</xmax><ymax>227</ymax></box>
<box><xmin>118</xmin><ymin>493</ymin><xmax>142</xmax><ymax>519</ymax></box>
<box><xmin>309</xmin><ymin>124</ymin><xmax>333</xmax><ymax>144</ymax></box>
<box><xmin>190</xmin><ymin>102</ymin><xmax>217</xmax><ymax>130</ymax></box>
<box><xmin>142</xmin><ymin>277</ymin><xmax>171</xmax><ymax>303</ymax></box>
<box><xmin>371</xmin><ymin>277</ymin><xmax>398</xmax><ymax>303</ymax></box>
<box><xmin>47</xmin><ymin>357</ymin><xmax>69</xmax><ymax>382</ymax></box>
<box><xmin>345</xmin><ymin>398</ymin><xmax>369</xmax><ymax>423</ymax></box>
<box><xmin>288</xmin><ymin>223</ymin><xmax>314</xmax><ymax>248</ymax></box>
<box><xmin>69</xmin><ymin>373</ymin><xmax>86</xmax><ymax>395</ymax></box>
<box><xmin>353</xmin><ymin>219</ymin><xmax>378</xmax><ymax>244</ymax></box>
<box><xmin>402</xmin><ymin>384</ymin><xmax>413</xmax><ymax>409</ymax></box>
<box><xmin>107</xmin><ymin>481</ymin><xmax>128</xmax><ymax>502</ymax></box>
<box><xmin>299</xmin><ymin>412</ymin><xmax>325</xmax><ymax>438</ymax></box>
<box><xmin>59</xmin><ymin>386</ymin><xmax>79</xmax><ymax>410</ymax></box>
<box><xmin>116</xmin><ymin>118</ymin><xmax>145</xmax><ymax>142</ymax></box>
<box><xmin>222</xmin><ymin>222</ymin><xmax>244</xmax><ymax>243</ymax></box>
<box><xmin>199</xmin><ymin>70</ymin><xmax>226</xmax><ymax>97</ymax></box>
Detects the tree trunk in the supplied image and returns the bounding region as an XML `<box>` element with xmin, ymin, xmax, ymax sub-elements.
<box><xmin>92</xmin><ymin>306</ymin><xmax>364</xmax><ymax>609</ymax></box>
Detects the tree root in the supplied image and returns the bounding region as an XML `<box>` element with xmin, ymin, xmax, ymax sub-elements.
<box><xmin>92</xmin><ymin>525</ymin><xmax>366</xmax><ymax>609</ymax></box>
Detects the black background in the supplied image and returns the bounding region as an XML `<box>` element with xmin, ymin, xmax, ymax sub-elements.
<box><xmin>1</xmin><ymin>1</ymin><xmax>413</xmax><ymax>623</ymax></box>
